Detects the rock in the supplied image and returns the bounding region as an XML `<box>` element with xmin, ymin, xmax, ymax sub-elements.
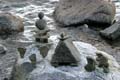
<box><xmin>29</xmin><ymin>54</ymin><xmax>37</xmax><ymax>66</ymax></box>
<box><xmin>54</xmin><ymin>0</ymin><xmax>116</xmax><ymax>26</ymax></box>
<box><xmin>0</xmin><ymin>12</ymin><xmax>24</xmax><ymax>35</ymax></box>
<box><xmin>11</xmin><ymin>45</ymin><xmax>43</xmax><ymax>80</ymax></box>
<box><xmin>17</xmin><ymin>48</ymin><xmax>26</xmax><ymax>58</ymax></box>
<box><xmin>35</xmin><ymin>29</ymin><xmax>50</xmax><ymax>43</ymax></box>
<box><xmin>51</xmin><ymin>33</ymin><xmax>81</xmax><ymax>67</ymax></box>
<box><xmin>0</xmin><ymin>44</ymin><xmax>7</xmax><ymax>54</ymax></box>
<box><xmin>27</xmin><ymin>41</ymin><xmax>120</xmax><ymax>80</ymax></box>
<box><xmin>37</xmin><ymin>44</ymin><xmax>51</xmax><ymax>58</ymax></box>
<box><xmin>35</xmin><ymin>12</ymin><xmax>47</xmax><ymax>30</ymax></box>
<box><xmin>84</xmin><ymin>57</ymin><xmax>96</xmax><ymax>72</ymax></box>
<box><xmin>10</xmin><ymin>38</ymin><xmax>120</xmax><ymax>80</ymax></box>
<box><xmin>100</xmin><ymin>20</ymin><xmax>120</xmax><ymax>40</ymax></box>
<box><xmin>35</xmin><ymin>34</ymin><xmax>49</xmax><ymax>43</ymax></box>
<box><xmin>96</xmin><ymin>52</ymin><xmax>109</xmax><ymax>73</ymax></box>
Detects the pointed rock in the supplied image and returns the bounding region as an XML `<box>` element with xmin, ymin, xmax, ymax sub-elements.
<box><xmin>51</xmin><ymin>34</ymin><xmax>80</xmax><ymax>67</ymax></box>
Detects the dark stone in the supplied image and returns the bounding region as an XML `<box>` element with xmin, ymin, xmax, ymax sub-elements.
<box><xmin>35</xmin><ymin>19</ymin><xmax>47</xmax><ymax>30</ymax></box>
<box><xmin>3</xmin><ymin>78</ymin><xmax>8</xmax><ymax>80</ymax></box>
<box><xmin>35</xmin><ymin>29</ymin><xmax>50</xmax><ymax>43</ymax></box>
<box><xmin>85</xmin><ymin>57</ymin><xmax>96</xmax><ymax>72</ymax></box>
<box><xmin>35</xmin><ymin>12</ymin><xmax>47</xmax><ymax>30</ymax></box>
<box><xmin>38</xmin><ymin>12</ymin><xmax>44</xmax><ymax>19</ymax></box>
<box><xmin>21</xmin><ymin>62</ymin><xmax>35</xmax><ymax>73</ymax></box>
<box><xmin>39</xmin><ymin>45</ymin><xmax>50</xmax><ymax>58</ymax></box>
<box><xmin>29</xmin><ymin>54</ymin><xmax>36</xmax><ymax>66</ymax></box>
<box><xmin>0</xmin><ymin>45</ymin><xmax>6</xmax><ymax>54</ymax></box>
<box><xmin>51</xmin><ymin>34</ymin><xmax>80</xmax><ymax>67</ymax></box>
<box><xmin>17</xmin><ymin>48</ymin><xmax>26</xmax><ymax>58</ymax></box>
<box><xmin>96</xmin><ymin>52</ymin><xmax>109</xmax><ymax>73</ymax></box>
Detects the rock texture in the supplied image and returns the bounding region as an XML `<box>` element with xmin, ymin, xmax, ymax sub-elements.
<box><xmin>0</xmin><ymin>12</ymin><xmax>24</xmax><ymax>35</ymax></box>
<box><xmin>11</xmin><ymin>36</ymin><xmax>120</xmax><ymax>80</ymax></box>
<box><xmin>100</xmin><ymin>20</ymin><xmax>120</xmax><ymax>40</ymax></box>
<box><xmin>11</xmin><ymin>45</ymin><xmax>43</xmax><ymax>80</ymax></box>
<box><xmin>51</xmin><ymin>34</ymin><xmax>80</xmax><ymax>67</ymax></box>
<box><xmin>54</xmin><ymin>0</ymin><xmax>116</xmax><ymax>26</ymax></box>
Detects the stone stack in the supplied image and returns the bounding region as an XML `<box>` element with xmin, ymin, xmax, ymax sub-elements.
<box><xmin>35</xmin><ymin>12</ymin><xmax>49</xmax><ymax>43</ymax></box>
<box><xmin>51</xmin><ymin>33</ymin><xmax>81</xmax><ymax>67</ymax></box>
<box><xmin>100</xmin><ymin>20</ymin><xmax>120</xmax><ymax>40</ymax></box>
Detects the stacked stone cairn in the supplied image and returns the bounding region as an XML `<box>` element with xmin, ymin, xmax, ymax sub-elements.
<box><xmin>35</xmin><ymin>12</ymin><xmax>50</xmax><ymax>43</ymax></box>
<box><xmin>51</xmin><ymin>33</ymin><xmax>81</xmax><ymax>67</ymax></box>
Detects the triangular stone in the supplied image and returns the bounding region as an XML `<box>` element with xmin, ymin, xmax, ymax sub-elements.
<box><xmin>51</xmin><ymin>39</ymin><xmax>80</xmax><ymax>67</ymax></box>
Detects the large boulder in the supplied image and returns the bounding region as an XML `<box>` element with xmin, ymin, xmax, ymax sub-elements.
<box><xmin>54</xmin><ymin>0</ymin><xmax>116</xmax><ymax>26</ymax></box>
<box><xmin>0</xmin><ymin>12</ymin><xmax>24</xmax><ymax>35</ymax></box>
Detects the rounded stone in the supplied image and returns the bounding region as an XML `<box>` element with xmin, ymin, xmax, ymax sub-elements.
<box><xmin>0</xmin><ymin>12</ymin><xmax>24</xmax><ymax>34</ymax></box>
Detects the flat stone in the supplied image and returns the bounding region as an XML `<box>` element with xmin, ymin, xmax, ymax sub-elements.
<box><xmin>100</xmin><ymin>20</ymin><xmax>120</xmax><ymax>40</ymax></box>
<box><xmin>35</xmin><ymin>35</ymin><xmax>49</xmax><ymax>43</ymax></box>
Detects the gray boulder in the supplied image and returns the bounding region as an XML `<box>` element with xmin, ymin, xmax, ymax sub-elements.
<box><xmin>28</xmin><ymin>40</ymin><xmax>120</xmax><ymax>80</ymax></box>
<box><xmin>0</xmin><ymin>12</ymin><xmax>24</xmax><ymax>35</ymax></box>
<box><xmin>100</xmin><ymin>20</ymin><xmax>120</xmax><ymax>40</ymax></box>
<box><xmin>54</xmin><ymin>0</ymin><xmax>116</xmax><ymax>26</ymax></box>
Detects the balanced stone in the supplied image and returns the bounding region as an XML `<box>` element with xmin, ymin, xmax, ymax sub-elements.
<box><xmin>51</xmin><ymin>33</ymin><xmax>80</xmax><ymax>67</ymax></box>
<box><xmin>29</xmin><ymin>54</ymin><xmax>37</xmax><ymax>66</ymax></box>
<box><xmin>0</xmin><ymin>12</ymin><xmax>24</xmax><ymax>35</ymax></box>
<box><xmin>35</xmin><ymin>12</ymin><xmax>47</xmax><ymax>30</ymax></box>
<box><xmin>35</xmin><ymin>29</ymin><xmax>50</xmax><ymax>43</ymax></box>
<box><xmin>17</xmin><ymin>48</ymin><xmax>26</xmax><ymax>58</ymax></box>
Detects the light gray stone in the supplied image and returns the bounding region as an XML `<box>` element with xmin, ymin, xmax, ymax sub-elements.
<box><xmin>10</xmin><ymin>37</ymin><xmax>120</xmax><ymax>80</ymax></box>
<box><xmin>100</xmin><ymin>20</ymin><xmax>120</xmax><ymax>39</ymax></box>
<box><xmin>54</xmin><ymin>0</ymin><xmax>116</xmax><ymax>26</ymax></box>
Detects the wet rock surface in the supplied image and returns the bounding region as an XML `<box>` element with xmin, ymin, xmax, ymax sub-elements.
<box><xmin>11</xmin><ymin>38</ymin><xmax>120</xmax><ymax>80</ymax></box>
<box><xmin>0</xmin><ymin>12</ymin><xmax>24</xmax><ymax>35</ymax></box>
<box><xmin>100</xmin><ymin>20</ymin><xmax>120</xmax><ymax>40</ymax></box>
<box><xmin>54</xmin><ymin>0</ymin><xmax>116</xmax><ymax>26</ymax></box>
<box><xmin>51</xmin><ymin>34</ymin><xmax>80</xmax><ymax>67</ymax></box>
